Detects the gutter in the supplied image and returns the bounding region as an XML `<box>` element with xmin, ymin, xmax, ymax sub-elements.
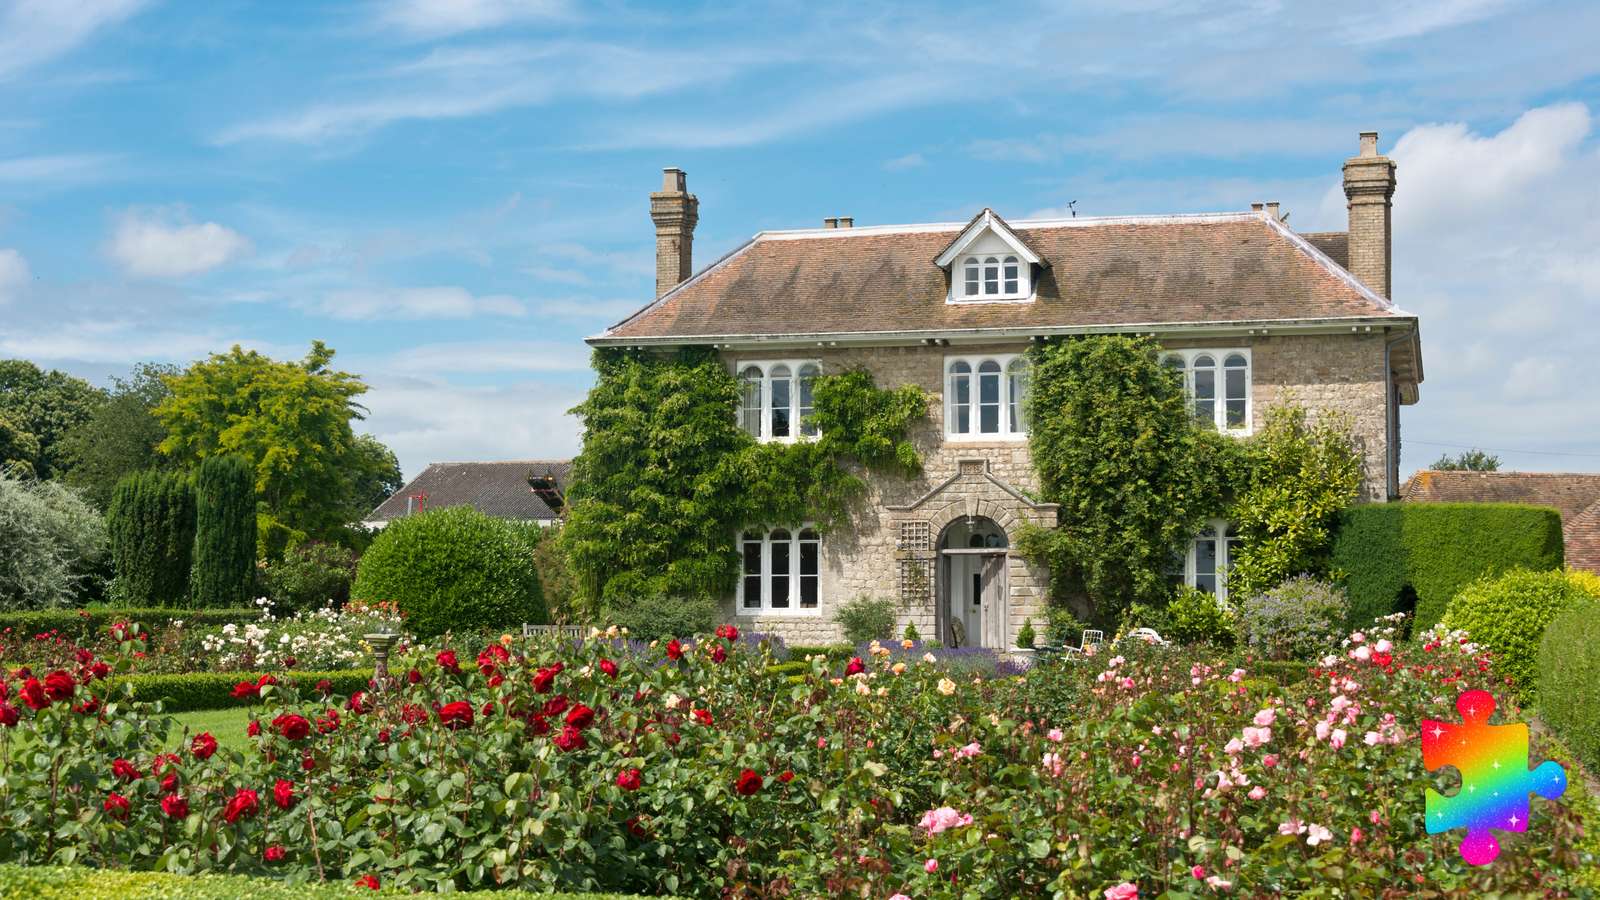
<box><xmin>1384</xmin><ymin>331</ymin><xmax>1412</xmax><ymax>500</ymax></box>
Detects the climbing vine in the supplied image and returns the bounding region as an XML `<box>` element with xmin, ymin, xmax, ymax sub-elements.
<box><xmin>561</xmin><ymin>347</ymin><xmax>926</xmax><ymax>612</ymax></box>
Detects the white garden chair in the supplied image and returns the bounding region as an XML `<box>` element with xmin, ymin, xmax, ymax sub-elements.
<box><xmin>1125</xmin><ymin>627</ymin><xmax>1171</xmax><ymax>647</ymax></box>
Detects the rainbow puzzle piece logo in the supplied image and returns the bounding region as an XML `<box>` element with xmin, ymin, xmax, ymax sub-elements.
<box><xmin>1422</xmin><ymin>688</ymin><xmax>1566</xmax><ymax>865</ymax></box>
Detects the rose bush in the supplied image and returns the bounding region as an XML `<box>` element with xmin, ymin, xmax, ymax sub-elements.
<box><xmin>0</xmin><ymin>615</ymin><xmax>1592</xmax><ymax>897</ymax></box>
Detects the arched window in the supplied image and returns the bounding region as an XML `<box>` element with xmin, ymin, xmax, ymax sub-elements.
<box><xmin>740</xmin><ymin>531</ymin><xmax>763</xmax><ymax>610</ymax></box>
<box><xmin>1007</xmin><ymin>357</ymin><xmax>1029</xmax><ymax>433</ymax></box>
<box><xmin>768</xmin><ymin>365</ymin><xmax>791</xmax><ymax>439</ymax></box>
<box><xmin>1182</xmin><ymin>519</ymin><xmax>1237</xmax><ymax>601</ymax></box>
<box><xmin>983</xmin><ymin>256</ymin><xmax>1000</xmax><ymax>295</ymax></box>
<box><xmin>735</xmin><ymin>361</ymin><xmax>822</xmax><ymax>442</ymax></box>
<box><xmin>963</xmin><ymin>257</ymin><xmax>980</xmax><ymax>297</ymax></box>
<box><xmin>797</xmin><ymin>364</ymin><xmax>819</xmax><ymax>437</ymax></box>
<box><xmin>738</xmin><ymin>367</ymin><xmax>762</xmax><ymax>438</ymax></box>
<box><xmin>1160</xmin><ymin>349</ymin><xmax>1251</xmax><ymax>433</ymax></box>
<box><xmin>1191</xmin><ymin>354</ymin><xmax>1217</xmax><ymax>428</ymax></box>
<box><xmin>948</xmin><ymin>360</ymin><xmax>972</xmax><ymax>434</ymax></box>
<box><xmin>736</xmin><ymin>526</ymin><xmax>822</xmax><ymax>614</ymax></box>
<box><xmin>1224</xmin><ymin>353</ymin><xmax>1248</xmax><ymax>430</ymax></box>
<box><xmin>1003</xmin><ymin>256</ymin><xmax>1019</xmax><ymax>294</ymax></box>
<box><xmin>977</xmin><ymin>360</ymin><xmax>1002</xmax><ymax>433</ymax></box>
<box><xmin>768</xmin><ymin>528</ymin><xmax>791</xmax><ymax>608</ymax></box>
<box><xmin>798</xmin><ymin>528</ymin><xmax>820</xmax><ymax>609</ymax></box>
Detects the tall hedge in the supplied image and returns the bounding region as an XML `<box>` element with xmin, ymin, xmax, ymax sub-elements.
<box><xmin>1331</xmin><ymin>502</ymin><xmax>1564</xmax><ymax>629</ymax></box>
<box><xmin>1539</xmin><ymin>598</ymin><xmax>1600</xmax><ymax>775</ymax></box>
<box><xmin>106</xmin><ymin>470</ymin><xmax>196</xmax><ymax>606</ymax></box>
<box><xmin>190</xmin><ymin>455</ymin><xmax>257</xmax><ymax>608</ymax></box>
<box><xmin>352</xmin><ymin>505</ymin><xmax>546</xmax><ymax>638</ymax></box>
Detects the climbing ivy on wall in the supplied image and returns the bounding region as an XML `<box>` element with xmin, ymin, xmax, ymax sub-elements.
<box><xmin>561</xmin><ymin>347</ymin><xmax>926</xmax><ymax>613</ymax></box>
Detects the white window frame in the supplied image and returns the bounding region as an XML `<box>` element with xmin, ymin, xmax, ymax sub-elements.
<box><xmin>944</xmin><ymin>353</ymin><xmax>1028</xmax><ymax>441</ymax></box>
<box><xmin>953</xmin><ymin>253</ymin><xmax>1031</xmax><ymax>303</ymax></box>
<box><xmin>1161</xmin><ymin>348</ymin><xmax>1253</xmax><ymax>435</ymax></box>
<box><xmin>1176</xmin><ymin>518</ymin><xmax>1238</xmax><ymax>602</ymax></box>
<box><xmin>735</xmin><ymin>360</ymin><xmax>822</xmax><ymax>443</ymax></box>
<box><xmin>737</xmin><ymin>526</ymin><xmax>821</xmax><ymax>615</ymax></box>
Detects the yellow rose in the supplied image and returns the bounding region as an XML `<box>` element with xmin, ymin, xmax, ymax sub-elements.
<box><xmin>937</xmin><ymin>678</ymin><xmax>957</xmax><ymax>696</ymax></box>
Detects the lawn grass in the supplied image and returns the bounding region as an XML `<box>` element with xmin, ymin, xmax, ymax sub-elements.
<box><xmin>169</xmin><ymin>706</ymin><xmax>256</xmax><ymax>752</ymax></box>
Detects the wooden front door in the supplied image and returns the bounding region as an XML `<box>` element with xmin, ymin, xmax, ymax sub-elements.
<box><xmin>980</xmin><ymin>553</ymin><xmax>1007</xmax><ymax>649</ymax></box>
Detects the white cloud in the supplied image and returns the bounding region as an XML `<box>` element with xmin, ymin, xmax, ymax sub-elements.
<box><xmin>384</xmin><ymin>340</ymin><xmax>590</xmax><ymax>374</ymax></box>
<box><xmin>315</xmin><ymin>286</ymin><xmax>527</xmax><ymax>320</ymax></box>
<box><xmin>0</xmin><ymin>0</ymin><xmax>147</xmax><ymax>81</ymax></box>
<box><xmin>0</xmin><ymin>248</ymin><xmax>29</xmax><ymax>304</ymax></box>
<box><xmin>1339</xmin><ymin>0</ymin><xmax>1516</xmax><ymax>44</ymax></box>
<box><xmin>0</xmin><ymin>152</ymin><xmax>117</xmax><ymax>182</ymax></box>
<box><xmin>107</xmin><ymin>209</ymin><xmax>253</xmax><ymax>278</ymax></box>
<box><xmin>883</xmin><ymin>152</ymin><xmax>926</xmax><ymax>171</ymax></box>
<box><xmin>376</xmin><ymin>0</ymin><xmax>573</xmax><ymax>38</ymax></box>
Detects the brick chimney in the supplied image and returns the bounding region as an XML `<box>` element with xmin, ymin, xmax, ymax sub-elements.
<box><xmin>1342</xmin><ymin>132</ymin><xmax>1397</xmax><ymax>298</ymax></box>
<box><xmin>650</xmin><ymin>167</ymin><xmax>698</xmax><ymax>297</ymax></box>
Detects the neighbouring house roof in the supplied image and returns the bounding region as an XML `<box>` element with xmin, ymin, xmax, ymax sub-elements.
<box><xmin>1400</xmin><ymin>470</ymin><xmax>1600</xmax><ymax>574</ymax></box>
<box><xmin>368</xmin><ymin>460</ymin><xmax>572</xmax><ymax>523</ymax></box>
<box><xmin>1300</xmin><ymin>231</ymin><xmax>1349</xmax><ymax>269</ymax></box>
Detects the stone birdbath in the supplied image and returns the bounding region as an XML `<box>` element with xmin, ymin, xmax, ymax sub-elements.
<box><xmin>366</xmin><ymin>631</ymin><xmax>402</xmax><ymax>687</ymax></box>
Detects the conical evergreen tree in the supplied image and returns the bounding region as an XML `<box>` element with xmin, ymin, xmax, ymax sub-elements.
<box><xmin>191</xmin><ymin>455</ymin><xmax>257</xmax><ymax>608</ymax></box>
<box><xmin>107</xmin><ymin>470</ymin><xmax>195</xmax><ymax>604</ymax></box>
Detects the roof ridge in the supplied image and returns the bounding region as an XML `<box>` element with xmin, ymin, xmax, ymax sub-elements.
<box><xmin>757</xmin><ymin>210</ymin><xmax>1263</xmax><ymax>241</ymax></box>
<box><xmin>427</xmin><ymin>459</ymin><xmax>573</xmax><ymax>466</ymax></box>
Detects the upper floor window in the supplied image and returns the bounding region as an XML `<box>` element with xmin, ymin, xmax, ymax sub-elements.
<box><xmin>946</xmin><ymin>354</ymin><xmax>1028</xmax><ymax>439</ymax></box>
<box><xmin>739</xmin><ymin>526</ymin><xmax>820</xmax><ymax>614</ymax></box>
<box><xmin>957</xmin><ymin>254</ymin><xmax>1026</xmax><ymax>300</ymax></box>
<box><xmin>738</xmin><ymin>361</ymin><xmax>820</xmax><ymax>441</ymax></box>
<box><xmin>1162</xmin><ymin>349</ymin><xmax>1251</xmax><ymax>433</ymax></box>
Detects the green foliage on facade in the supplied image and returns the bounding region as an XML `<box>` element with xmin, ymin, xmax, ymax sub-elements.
<box><xmin>1331</xmin><ymin>502</ymin><xmax>1565</xmax><ymax>628</ymax></box>
<box><xmin>1016</xmin><ymin>335</ymin><xmax>1236</xmax><ymax>620</ymax></box>
<box><xmin>562</xmin><ymin>347</ymin><xmax>928</xmax><ymax>612</ymax></box>
<box><xmin>190</xmin><ymin>455</ymin><xmax>258</xmax><ymax>608</ymax></box>
<box><xmin>1224</xmin><ymin>404</ymin><xmax>1364</xmax><ymax>601</ymax></box>
<box><xmin>352</xmin><ymin>505</ymin><xmax>547</xmax><ymax>637</ymax></box>
<box><xmin>106</xmin><ymin>469</ymin><xmax>197</xmax><ymax>606</ymax></box>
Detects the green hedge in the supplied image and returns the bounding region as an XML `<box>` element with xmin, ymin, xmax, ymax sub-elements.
<box><xmin>109</xmin><ymin>669</ymin><xmax>374</xmax><ymax>713</ymax></box>
<box><xmin>0</xmin><ymin>606</ymin><xmax>262</xmax><ymax>641</ymax></box>
<box><xmin>0</xmin><ymin>865</ymin><xmax>647</xmax><ymax>899</ymax></box>
<box><xmin>786</xmin><ymin>644</ymin><xmax>855</xmax><ymax>661</ymax></box>
<box><xmin>1331</xmin><ymin>502</ymin><xmax>1564</xmax><ymax>629</ymax></box>
<box><xmin>1538</xmin><ymin>600</ymin><xmax>1600</xmax><ymax>775</ymax></box>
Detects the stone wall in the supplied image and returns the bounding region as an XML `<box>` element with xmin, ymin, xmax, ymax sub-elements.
<box><xmin>722</xmin><ymin>332</ymin><xmax>1396</xmax><ymax>643</ymax></box>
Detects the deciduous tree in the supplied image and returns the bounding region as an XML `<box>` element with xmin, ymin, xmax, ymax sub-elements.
<box><xmin>0</xmin><ymin>359</ymin><xmax>106</xmax><ymax>480</ymax></box>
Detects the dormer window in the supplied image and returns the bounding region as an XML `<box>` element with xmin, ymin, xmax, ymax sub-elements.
<box><xmin>935</xmin><ymin>208</ymin><xmax>1044</xmax><ymax>304</ymax></box>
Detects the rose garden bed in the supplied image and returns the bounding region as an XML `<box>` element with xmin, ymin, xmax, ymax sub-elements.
<box><xmin>0</xmin><ymin>619</ymin><xmax>1594</xmax><ymax>897</ymax></box>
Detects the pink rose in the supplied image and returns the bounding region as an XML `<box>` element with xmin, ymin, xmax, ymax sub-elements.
<box><xmin>1046</xmin><ymin>728</ymin><xmax>1064</xmax><ymax>742</ymax></box>
<box><xmin>1330</xmin><ymin>728</ymin><xmax>1347</xmax><ymax>749</ymax></box>
<box><xmin>925</xmin><ymin>858</ymin><xmax>939</xmax><ymax>873</ymax></box>
<box><xmin>918</xmin><ymin>806</ymin><xmax>974</xmax><ymax>835</ymax></box>
<box><xmin>1190</xmin><ymin>865</ymin><xmax>1205</xmax><ymax>879</ymax></box>
<box><xmin>1262</xmin><ymin>754</ymin><xmax>1278</xmax><ymax>768</ymax></box>
<box><xmin>1247</xmin><ymin>786</ymin><xmax>1266</xmax><ymax>800</ymax></box>
<box><xmin>1252</xmin><ymin>708</ymin><xmax>1276</xmax><ymax>727</ymax></box>
<box><xmin>1104</xmin><ymin>882</ymin><xmax>1139</xmax><ymax>900</ymax></box>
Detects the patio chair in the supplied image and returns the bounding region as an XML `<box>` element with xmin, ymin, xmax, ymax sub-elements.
<box><xmin>1080</xmin><ymin>629</ymin><xmax>1105</xmax><ymax>650</ymax></box>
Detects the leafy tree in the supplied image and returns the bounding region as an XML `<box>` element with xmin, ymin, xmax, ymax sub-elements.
<box><xmin>191</xmin><ymin>455</ymin><xmax>257</xmax><ymax>608</ymax></box>
<box><xmin>58</xmin><ymin>363</ymin><xmax>178</xmax><ymax>510</ymax></box>
<box><xmin>1430</xmin><ymin>448</ymin><xmax>1500</xmax><ymax>471</ymax></box>
<box><xmin>1225</xmin><ymin>404</ymin><xmax>1362</xmax><ymax>601</ymax></box>
<box><xmin>0</xmin><ymin>359</ymin><xmax>106</xmax><ymax>479</ymax></box>
<box><xmin>0</xmin><ymin>413</ymin><xmax>41</xmax><ymax>477</ymax></box>
<box><xmin>343</xmin><ymin>433</ymin><xmax>403</xmax><ymax>521</ymax></box>
<box><xmin>0</xmin><ymin>470</ymin><xmax>108</xmax><ymax>610</ymax></box>
<box><xmin>106</xmin><ymin>469</ymin><xmax>196</xmax><ymax>605</ymax></box>
<box><xmin>1015</xmin><ymin>336</ymin><xmax>1235</xmax><ymax>621</ymax></box>
<box><xmin>155</xmin><ymin>342</ymin><xmax>384</xmax><ymax>540</ymax></box>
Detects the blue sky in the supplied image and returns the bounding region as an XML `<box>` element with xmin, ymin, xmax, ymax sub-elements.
<box><xmin>1</xmin><ymin>0</ymin><xmax>1598</xmax><ymax>480</ymax></box>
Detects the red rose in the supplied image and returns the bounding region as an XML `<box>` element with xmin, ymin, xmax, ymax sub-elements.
<box><xmin>565</xmin><ymin>703</ymin><xmax>596</xmax><ymax>730</ymax></box>
<box><xmin>231</xmin><ymin>681</ymin><xmax>259</xmax><ymax>700</ymax></box>
<box><xmin>256</xmin><ymin>673</ymin><xmax>278</xmax><ymax>688</ymax></box>
<box><xmin>711</xmin><ymin>645</ymin><xmax>727</xmax><ymax>664</ymax></box>
<box><xmin>734</xmin><ymin>768</ymin><xmax>763</xmax><ymax>796</ymax></box>
<box><xmin>112</xmin><ymin>758</ymin><xmax>140</xmax><ymax>782</ymax></box>
<box><xmin>264</xmin><ymin>845</ymin><xmax>286</xmax><ymax>863</ymax></box>
<box><xmin>355</xmin><ymin>874</ymin><xmax>381</xmax><ymax>890</ymax></box>
<box><xmin>716</xmin><ymin>624</ymin><xmax>740</xmax><ymax>641</ymax></box>
<box><xmin>407</xmin><ymin>668</ymin><xmax>422</xmax><ymax>684</ymax></box>
<box><xmin>599</xmin><ymin>658</ymin><xmax>618</xmax><ymax>679</ymax></box>
<box><xmin>625</xmin><ymin>815</ymin><xmax>648</xmax><ymax>838</ymax></box>
<box><xmin>666</xmin><ymin>639</ymin><xmax>684</xmax><ymax>661</ymax></box>
<box><xmin>553</xmin><ymin>725</ymin><xmax>586</xmax><ymax>752</ymax></box>
<box><xmin>778</xmin><ymin>770</ymin><xmax>795</xmax><ymax>783</ymax></box>
<box><xmin>436</xmin><ymin>650</ymin><xmax>462</xmax><ymax>674</ymax></box>
<box><xmin>301</xmin><ymin>755</ymin><xmax>316</xmax><ymax>771</ymax></box>
<box><xmin>528</xmin><ymin>714</ymin><xmax>550</xmax><ymax>736</ymax></box>
<box><xmin>843</xmin><ymin>657</ymin><xmax>865</xmax><ymax>676</ymax></box>
<box><xmin>89</xmin><ymin>661</ymin><xmax>110</xmax><ymax>681</ymax></box>
<box><xmin>103</xmin><ymin>792</ymin><xmax>131</xmax><ymax>819</ymax></box>
<box><xmin>20</xmin><ymin>677</ymin><xmax>47</xmax><ymax>710</ymax></box>
<box><xmin>0</xmin><ymin>704</ymin><xmax>20</xmax><ymax>727</ymax></box>
<box><xmin>346</xmin><ymin>691</ymin><xmax>370</xmax><ymax>714</ymax></box>
<box><xmin>377</xmin><ymin>728</ymin><xmax>391</xmax><ymax>743</ymax></box>
<box><xmin>191</xmin><ymin>732</ymin><xmax>218</xmax><ymax>760</ymax></box>
<box><xmin>223</xmin><ymin>788</ymin><xmax>259</xmax><ymax>823</ymax></box>
<box><xmin>487</xmin><ymin>673</ymin><xmax>504</xmax><ymax>687</ymax></box>
<box><xmin>532</xmin><ymin>666</ymin><xmax>557</xmax><ymax>694</ymax></box>
<box><xmin>160</xmin><ymin>771</ymin><xmax>179</xmax><ymax>794</ymax></box>
<box><xmin>692</xmin><ymin>708</ymin><xmax>713</xmax><ymax>727</ymax></box>
<box><xmin>317</xmin><ymin>709</ymin><xmax>341</xmax><ymax>734</ymax></box>
<box><xmin>43</xmin><ymin>669</ymin><xmax>75</xmax><ymax>701</ymax></box>
<box><xmin>616</xmin><ymin>767</ymin><xmax>642</xmax><ymax>791</ymax></box>
<box><xmin>541</xmin><ymin>695</ymin><xmax>569</xmax><ymax>718</ymax></box>
<box><xmin>74</xmin><ymin>696</ymin><xmax>100</xmax><ymax>715</ymax></box>
<box><xmin>161</xmin><ymin>794</ymin><xmax>189</xmax><ymax>819</ymax></box>
<box><xmin>401</xmin><ymin>703</ymin><xmax>428</xmax><ymax>724</ymax></box>
<box><xmin>273</xmin><ymin>778</ymin><xmax>296</xmax><ymax>810</ymax></box>
<box><xmin>666</xmin><ymin>731</ymin><xmax>680</xmax><ymax>746</ymax></box>
<box><xmin>281</xmin><ymin>656</ymin><xmax>297</xmax><ymax>669</ymax></box>
<box><xmin>480</xmin><ymin>701</ymin><xmax>495</xmax><ymax>718</ymax></box>
<box><xmin>315</xmin><ymin>679</ymin><xmax>333</xmax><ymax>696</ymax></box>
<box><xmin>438</xmin><ymin>701</ymin><xmax>475</xmax><ymax>730</ymax></box>
<box><xmin>247</xmin><ymin>719</ymin><xmax>261</xmax><ymax>737</ymax></box>
<box><xmin>1373</xmin><ymin>651</ymin><xmax>1393</xmax><ymax>668</ymax></box>
<box><xmin>272</xmin><ymin>713</ymin><xmax>311</xmax><ymax>741</ymax></box>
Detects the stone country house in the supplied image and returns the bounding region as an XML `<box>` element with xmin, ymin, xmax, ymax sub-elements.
<box><xmin>1401</xmin><ymin>470</ymin><xmax>1600</xmax><ymax>575</ymax></box>
<box><xmin>588</xmin><ymin>133</ymin><xmax>1424</xmax><ymax>647</ymax></box>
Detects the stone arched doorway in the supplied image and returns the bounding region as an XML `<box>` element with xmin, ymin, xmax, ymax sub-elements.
<box><xmin>936</xmin><ymin>516</ymin><xmax>1008</xmax><ymax>648</ymax></box>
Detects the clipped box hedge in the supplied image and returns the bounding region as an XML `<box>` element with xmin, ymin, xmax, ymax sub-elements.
<box><xmin>1538</xmin><ymin>600</ymin><xmax>1600</xmax><ymax>776</ymax></box>
<box><xmin>0</xmin><ymin>606</ymin><xmax>262</xmax><ymax>641</ymax></box>
<box><xmin>0</xmin><ymin>864</ymin><xmax>648</xmax><ymax>899</ymax></box>
<box><xmin>108</xmin><ymin>669</ymin><xmax>374</xmax><ymax>713</ymax></box>
<box><xmin>1331</xmin><ymin>502</ymin><xmax>1564</xmax><ymax>629</ymax></box>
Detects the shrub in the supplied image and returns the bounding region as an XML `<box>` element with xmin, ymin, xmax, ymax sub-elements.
<box><xmin>351</xmin><ymin>506</ymin><xmax>546</xmax><ymax>638</ymax></box>
<box><xmin>0</xmin><ymin>471</ymin><xmax>108</xmax><ymax>610</ymax></box>
<box><xmin>109</xmin><ymin>668</ymin><xmax>374</xmax><ymax>713</ymax></box>
<box><xmin>1539</xmin><ymin>598</ymin><xmax>1600</xmax><ymax>776</ymax></box>
<box><xmin>261</xmin><ymin>542</ymin><xmax>356</xmax><ymax>612</ymax></box>
<box><xmin>601</xmin><ymin>594</ymin><xmax>718</xmax><ymax>643</ymax></box>
<box><xmin>1042</xmin><ymin>603</ymin><xmax>1086</xmax><ymax>647</ymax></box>
<box><xmin>1251</xmin><ymin>659</ymin><xmax>1311</xmax><ymax>687</ymax></box>
<box><xmin>192</xmin><ymin>600</ymin><xmax>404</xmax><ymax>672</ymax></box>
<box><xmin>1443</xmin><ymin>567</ymin><xmax>1595</xmax><ymax>701</ymax></box>
<box><xmin>190</xmin><ymin>455</ymin><xmax>257</xmax><ymax>609</ymax></box>
<box><xmin>0</xmin><ymin>866</ymin><xmax>638</xmax><ymax>900</ymax></box>
<box><xmin>1332</xmin><ymin>502</ymin><xmax>1564</xmax><ymax>629</ymax></box>
<box><xmin>903</xmin><ymin>621</ymin><xmax>920</xmax><ymax>642</ymax></box>
<box><xmin>1239</xmin><ymin>575</ymin><xmax>1349</xmax><ymax>661</ymax></box>
<box><xmin>533</xmin><ymin>526</ymin><xmax>584</xmax><ymax>623</ymax></box>
<box><xmin>1165</xmin><ymin>585</ymin><xmax>1237</xmax><ymax>647</ymax></box>
<box><xmin>834</xmin><ymin>595</ymin><xmax>896</xmax><ymax>644</ymax></box>
<box><xmin>0</xmin><ymin>607</ymin><xmax>260</xmax><ymax>642</ymax></box>
<box><xmin>1015</xmin><ymin>618</ymin><xmax>1036</xmax><ymax>649</ymax></box>
<box><xmin>107</xmin><ymin>470</ymin><xmax>196</xmax><ymax>606</ymax></box>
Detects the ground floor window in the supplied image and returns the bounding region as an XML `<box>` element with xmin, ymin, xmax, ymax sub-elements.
<box><xmin>1168</xmin><ymin>519</ymin><xmax>1238</xmax><ymax>601</ymax></box>
<box><xmin>739</xmin><ymin>526</ymin><xmax>820</xmax><ymax>613</ymax></box>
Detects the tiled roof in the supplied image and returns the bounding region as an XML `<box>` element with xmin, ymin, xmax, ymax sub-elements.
<box><xmin>1301</xmin><ymin>231</ymin><xmax>1349</xmax><ymax>269</ymax></box>
<box><xmin>598</xmin><ymin>212</ymin><xmax>1408</xmax><ymax>343</ymax></box>
<box><xmin>369</xmin><ymin>460</ymin><xmax>571</xmax><ymax>523</ymax></box>
<box><xmin>1401</xmin><ymin>470</ymin><xmax>1600</xmax><ymax>574</ymax></box>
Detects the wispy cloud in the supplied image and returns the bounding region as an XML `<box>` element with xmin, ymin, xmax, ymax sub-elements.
<box><xmin>0</xmin><ymin>0</ymin><xmax>148</xmax><ymax>81</ymax></box>
<box><xmin>0</xmin><ymin>152</ymin><xmax>118</xmax><ymax>182</ymax></box>
<box><xmin>374</xmin><ymin>0</ymin><xmax>576</xmax><ymax>38</ymax></box>
<box><xmin>971</xmin><ymin>116</ymin><xmax>1353</xmax><ymax>164</ymax></box>
<box><xmin>1338</xmin><ymin>0</ymin><xmax>1519</xmax><ymax>44</ymax></box>
<box><xmin>0</xmin><ymin>248</ymin><xmax>28</xmax><ymax>304</ymax></box>
<box><xmin>883</xmin><ymin>152</ymin><xmax>926</xmax><ymax>171</ymax></box>
<box><xmin>107</xmin><ymin>208</ymin><xmax>253</xmax><ymax>278</ymax></box>
<box><xmin>384</xmin><ymin>340</ymin><xmax>591</xmax><ymax>373</ymax></box>
<box><xmin>314</xmin><ymin>286</ymin><xmax>527</xmax><ymax>320</ymax></box>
